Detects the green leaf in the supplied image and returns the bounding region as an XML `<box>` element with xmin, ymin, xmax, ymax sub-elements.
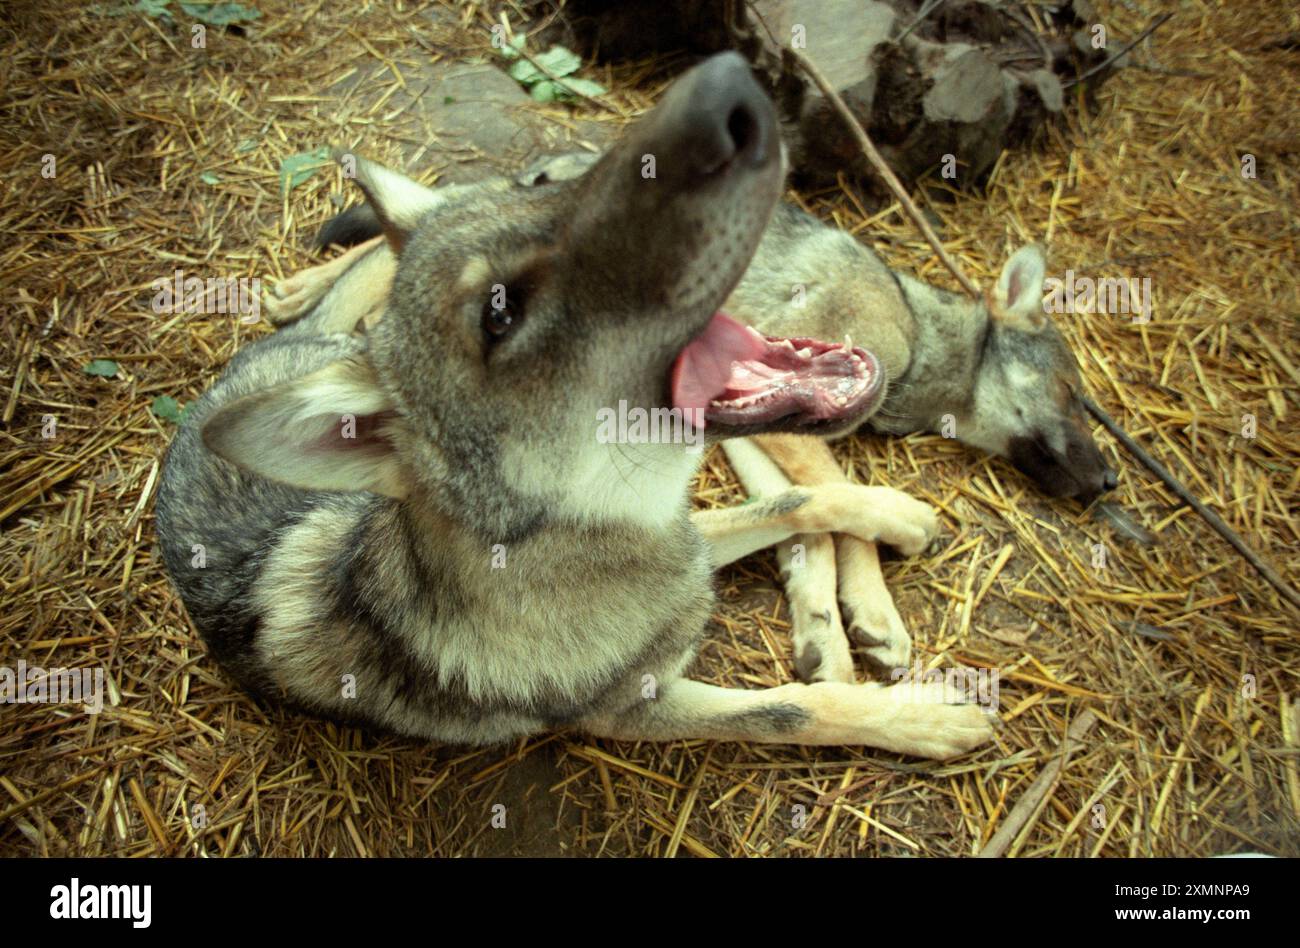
<box><xmin>508</xmin><ymin>58</ymin><xmax>543</xmax><ymax>87</ymax></box>
<box><xmin>530</xmin><ymin>80</ymin><xmax>560</xmax><ymax>103</ymax></box>
<box><xmin>534</xmin><ymin>45</ymin><xmax>581</xmax><ymax>78</ymax></box>
<box><xmin>442</xmin><ymin>95</ymin><xmax>455</xmax><ymax>105</ymax></box>
<box><xmin>279</xmin><ymin>146</ymin><xmax>331</xmax><ymax>195</ymax></box>
<box><xmin>151</xmin><ymin>395</ymin><xmax>184</xmax><ymax>424</ymax></box>
<box><xmin>179</xmin><ymin>2</ymin><xmax>260</xmax><ymax>25</ymax></box>
<box><xmin>553</xmin><ymin>76</ymin><xmax>606</xmax><ymax>99</ymax></box>
<box><xmin>135</xmin><ymin>0</ymin><xmax>172</xmax><ymax>18</ymax></box>
<box><xmin>83</xmin><ymin>359</ymin><xmax>120</xmax><ymax>378</ymax></box>
<box><xmin>507</xmin><ymin>44</ymin><xmax>600</xmax><ymax>100</ymax></box>
<box><xmin>200</xmin><ymin>170</ymin><xmax>221</xmax><ymax>185</ymax></box>
<box><xmin>498</xmin><ymin>34</ymin><xmax>527</xmax><ymax>60</ymax></box>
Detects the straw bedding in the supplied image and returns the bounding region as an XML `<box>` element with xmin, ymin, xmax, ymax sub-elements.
<box><xmin>1</xmin><ymin>0</ymin><xmax>1296</xmax><ymax>856</ymax></box>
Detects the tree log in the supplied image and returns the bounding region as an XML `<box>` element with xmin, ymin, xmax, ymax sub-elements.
<box><xmin>546</xmin><ymin>0</ymin><xmax>1123</xmax><ymax>192</ymax></box>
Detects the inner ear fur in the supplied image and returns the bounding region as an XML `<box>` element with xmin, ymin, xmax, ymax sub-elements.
<box><xmin>337</xmin><ymin>149</ymin><xmax>444</xmax><ymax>253</ymax></box>
<box><xmin>202</xmin><ymin>355</ymin><xmax>410</xmax><ymax>498</ymax></box>
<box><xmin>988</xmin><ymin>244</ymin><xmax>1048</xmax><ymax>332</ymax></box>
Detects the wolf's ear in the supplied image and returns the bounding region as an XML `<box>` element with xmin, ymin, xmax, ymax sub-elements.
<box><xmin>338</xmin><ymin>151</ymin><xmax>443</xmax><ymax>252</ymax></box>
<box><xmin>203</xmin><ymin>356</ymin><xmax>409</xmax><ymax>498</ymax></box>
<box><xmin>989</xmin><ymin>245</ymin><xmax>1047</xmax><ymax>332</ymax></box>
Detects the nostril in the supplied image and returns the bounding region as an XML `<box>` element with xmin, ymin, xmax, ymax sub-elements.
<box><xmin>674</xmin><ymin>54</ymin><xmax>776</xmax><ymax>177</ymax></box>
<box><xmin>727</xmin><ymin>104</ymin><xmax>758</xmax><ymax>158</ymax></box>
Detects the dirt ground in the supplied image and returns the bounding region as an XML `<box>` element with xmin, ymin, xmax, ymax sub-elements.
<box><xmin>1</xmin><ymin>0</ymin><xmax>1297</xmax><ymax>857</ymax></box>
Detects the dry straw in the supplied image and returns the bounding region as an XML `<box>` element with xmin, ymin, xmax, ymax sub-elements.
<box><xmin>1</xmin><ymin>0</ymin><xmax>1297</xmax><ymax>856</ymax></box>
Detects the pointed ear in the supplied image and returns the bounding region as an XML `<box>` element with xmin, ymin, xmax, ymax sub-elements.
<box><xmin>989</xmin><ymin>245</ymin><xmax>1048</xmax><ymax>332</ymax></box>
<box><xmin>203</xmin><ymin>356</ymin><xmax>409</xmax><ymax>498</ymax></box>
<box><xmin>338</xmin><ymin>150</ymin><xmax>443</xmax><ymax>252</ymax></box>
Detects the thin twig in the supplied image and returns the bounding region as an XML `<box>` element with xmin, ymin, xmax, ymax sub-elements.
<box><xmin>497</xmin><ymin>21</ymin><xmax>622</xmax><ymax>115</ymax></box>
<box><xmin>784</xmin><ymin>46</ymin><xmax>984</xmax><ymax>298</ymax></box>
<box><xmin>1082</xmin><ymin>395</ymin><xmax>1300</xmax><ymax>612</ymax></box>
<box><xmin>895</xmin><ymin>0</ymin><xmax>947</xmax><ymax>44</ymax></box>
<box><xmin>978</xmin><ymin>710</ymin><xmax>1098</xmax><ymax>857</ymax></box>
<box><xmin>1063</xmin><ymin>12</ymin><xmax>1174</xmax><ymax>89</ymax></box>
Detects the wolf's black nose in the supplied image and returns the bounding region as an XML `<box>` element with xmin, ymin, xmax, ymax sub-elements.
<box><xmin>682</xmin><ymin>52</ymin><xmax>775</xmax><ymax>175</ymax></box>
<box><xmin>1101</xmin><ymin>469</ymin><xmax>1118</xmax><ymax>492</ymax></box>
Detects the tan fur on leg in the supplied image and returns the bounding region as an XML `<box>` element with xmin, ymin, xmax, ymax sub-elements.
<box><xmin>835</xmin><ymin>535</ymin><xmax>910</xmax><ymax>673</ymax></box>
<box><xmin>779</xmin><ymin>534</ymin><xmax>855</xmax><ymax>683</ymax></box>
<box><xmin>722</xmin><ymin>440</ymin><xmax>854</xmax><ymax>683</ymax></box>
<box><xmin>691</xmin><ymin>481</ymin><xmax>936</xmax><ymax>568</ymax></box>
<box><xmin>580</xmin><ymin>676</ymin><xmax>994</xmax><ymax>759</ymax></box>
<box><xmin>751</xmin><ymin>433</ymin><xmax>914</xmax><ymax>675</ymax></box>
<box><xmin>264</xmin><ymin>235</ymin><xmax>385</xmax><ymax>327</ymax></box>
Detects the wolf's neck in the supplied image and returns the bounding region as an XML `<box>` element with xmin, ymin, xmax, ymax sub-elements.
<box><xmin>559</xmin><ymin>441</ymin><xmax>703</xmax><ymax>530</ymax></box>
<box><xmin>405</xmin><ymin>441</ymin><xmax>700</xmax><ymax>558</ymax></box>
<box><xmin>871</xmin><ymin>272</ymin><xmax>985</xmax><ymax>435</ymax></box>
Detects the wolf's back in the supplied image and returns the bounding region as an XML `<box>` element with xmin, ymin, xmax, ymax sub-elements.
<box><xmin>155</xmin><ymin>332</ymin><xmax>369</xmax><ymax>696</ymax></box>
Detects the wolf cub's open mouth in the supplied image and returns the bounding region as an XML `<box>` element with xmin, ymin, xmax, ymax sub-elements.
<box><xmin>671</xmin><ymin>312</ymin><xmax>882</xmax><ymax>429</ymax></box>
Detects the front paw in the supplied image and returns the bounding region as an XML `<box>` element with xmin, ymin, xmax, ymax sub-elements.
<box><xmin>870</xmin><ymin>679</ymin><xmax>998</xmax><ymax>759</ymax></box>
<box><xmin>860</xmin><ymin>487</ymin><xmax>939</xmax><ymax>556</ymax></box>
<box><xmin>264</xmin><ymin>274</ymin><xmax>324</xmax><ymax>326</ymax></box>
<box><xmin>844</xmin><ymin>595</ymin><xmax>911</xmax><ymax>675</ymax></box>
<box><xmin>792</xmin><ymin>611</ymin><xmax>856</xmax><ymax>685</ymax></box>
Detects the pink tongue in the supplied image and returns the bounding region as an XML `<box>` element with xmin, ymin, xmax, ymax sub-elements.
<box><xmin>671</xmin><ymin>312</ymin><xmax>768</xmax><ymax>427</ymax></box>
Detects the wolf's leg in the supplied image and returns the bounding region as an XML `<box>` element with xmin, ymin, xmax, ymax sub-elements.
<box><xmin>691</xmin><ymin>480</ymin><xmax>936</xmax><ymax>569</ymax></box>
<box><xmin>264</xmin><ymin>235</ymin><xmax>385</xmax><ymax>327</ymax></box>
<box><xmin>751</xmin><ymin>433</ymin><xmax>912</xmax><ymax>674</ymax></box>
<box><xmin>579</xmin><ymin>677</ymin><xmax>993</xmax><ymax>758</ymax></box>
<box><xmin>834</xmin><ymin>536</ymin><xmax>911</xmax><ymax>674</ymax></box>
<box><xmin>721</xmin><ymin>440</ymin><xmax>854</xmax><ymax>684</ymax></box>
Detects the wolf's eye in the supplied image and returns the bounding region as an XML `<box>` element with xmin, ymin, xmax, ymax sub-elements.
<box><xmin>481</xmin><ymin>287</ymin><xmax>524</xmax><ymax>346</ymax></box>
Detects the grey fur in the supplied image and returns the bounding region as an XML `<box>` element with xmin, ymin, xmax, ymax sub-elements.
<box><xmin>378</xmin><ymin>148</ymin><xmax>1115</xmax><ymax>500</ymax></box>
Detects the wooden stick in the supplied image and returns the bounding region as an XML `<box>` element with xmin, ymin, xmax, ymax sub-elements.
<box><xmin>894</xmin><ymin>0</ymin><xmax>948</xmax><ymax>44</ymax></box>
<box><xmin>783</xmin><ymin>46</ymin><xmax>983</xmax><ymax>298</ymax></box>
<box><xmin>1063</xmin><ymin>13</ymin><xmax>1174</xmax><ymax>90</ymax></box>
<box><xmin>1083</xmin><ymin>395</ymin><xmax>1300</xmax><ymax>612</ymax></box>
<box><xmin>978</xmin><ymin>710</ymin><xmax>1097</xmax><ymax>857</ymax></box>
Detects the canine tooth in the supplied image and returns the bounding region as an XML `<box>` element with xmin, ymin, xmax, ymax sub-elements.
<box><xmin>798</xmin><ymin>347</ymin><xmax>812</xmax><ymax>358</ymax></box>
<box><xmin>844</xmin><ymin>334</ymin><xmax>852</xmax><ymax>351</ymax></box>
